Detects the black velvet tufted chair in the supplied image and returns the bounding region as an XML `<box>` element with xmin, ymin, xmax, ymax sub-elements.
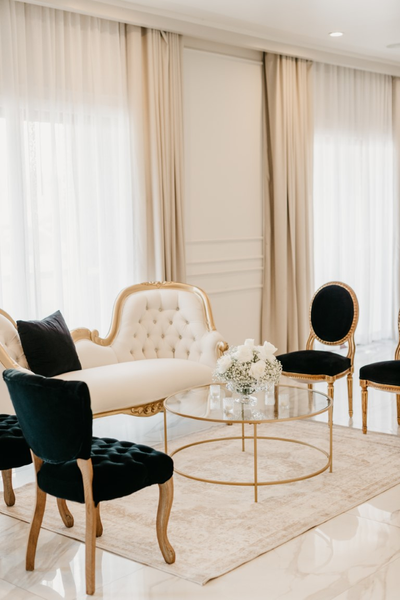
<box><xmin>359</xmin><ymin>311</ymin><xmax>400</xmax><ymax>434</ymax></box>
<box><xmin>0</xmin><ymin>414</ymin><xmax>32</xmax><ymax>506</ymax></box>
<box><xmin>2</xmin><ymin>369</ymin><xmax>175</xmax><ymax>596</ymax></box>
<box><xmin>276</xmin><ymin>282</ymin><xmax>359</xmax><ymax>416</ymax></box>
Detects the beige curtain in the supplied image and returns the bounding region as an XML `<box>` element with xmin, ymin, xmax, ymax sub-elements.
<box><xmin>127</xmin><ymin>27</ymin><xmax>186</xmax><ymax>283</ymax></box>
<box><xmin>262</xmin><ymin>53</ymin><xmax>314</xmax><ymax>353</ymax></box>
<box><xmin>393</xmin><ymin>77</ymin><xmax>400</xmax><ymax>312</ymax></box>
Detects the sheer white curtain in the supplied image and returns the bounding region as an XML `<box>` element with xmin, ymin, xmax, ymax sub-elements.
<box><xmin>0</xmin><ymin>0</ymin><xmax>136</xmax><ymax>332</ymax></box>
<box><xmin>0</xmin><ymin>0</ymin><xmax>186</xmax><ymax>334</ymax></box>
<box><xmin>313</xmin><ymin>63</ymin><xmax>396</xmax><ymax>344</ymax></box>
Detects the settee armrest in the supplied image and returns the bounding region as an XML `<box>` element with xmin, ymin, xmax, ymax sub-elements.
<box><xmin>198</xmin><ymin>331</ymin><xmax>228</xmax><ymax>368</ymax></box>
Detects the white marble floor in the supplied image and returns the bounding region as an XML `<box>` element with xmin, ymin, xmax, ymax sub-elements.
<box><xmin>1</xmin><ymin>341</ymin><xmax>400</xmax><ymax>599</ymax></box>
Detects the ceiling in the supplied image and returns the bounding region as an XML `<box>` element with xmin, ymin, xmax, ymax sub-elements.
<box><xmin>115</xmin><ymin>0</ymin><xmax>400</xmax><ymax>67</ymax></box>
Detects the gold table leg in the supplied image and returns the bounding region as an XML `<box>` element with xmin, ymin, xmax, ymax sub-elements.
<box><xmin>253</xmin><ymin>423</ymin><xmax>258</xmax><ymax>502</ymax></box>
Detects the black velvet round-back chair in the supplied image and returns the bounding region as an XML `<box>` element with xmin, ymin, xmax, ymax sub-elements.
<box><xmin>2</xmin><ymin>369</ymin><xmax>175</xmax><ymax>596</ymax></box>
<box><xmin>276</xmin><ymin>282</ymin><xmax>359</xmax><ymax>415</ymax></box>
<box><xmin>359</xmin><ymin>310</ymin><xmax>400</xmax><ymax>434</ymax></box>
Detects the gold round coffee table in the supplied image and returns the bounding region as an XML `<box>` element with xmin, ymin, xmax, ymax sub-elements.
<box><xmin>163</xmin><ymin>384</ymin><xmax>332</xmax><ymax>502</ymax></box>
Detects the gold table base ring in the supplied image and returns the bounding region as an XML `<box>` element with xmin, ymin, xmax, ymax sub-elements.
<box><xmin>171</xmin><ymin>435</ymin><xmax>331</xmax><ymax>495</ymax></box>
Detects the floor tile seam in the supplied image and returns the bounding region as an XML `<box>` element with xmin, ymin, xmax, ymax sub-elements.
<box><xmin>77</xmin><ymin>564</ymin><xmax>167</xmax><ymax>600</ymax></box>
<box><xmin>329</xmin><ymin>551</ymin><xmax>400</xmax><ymax>600</ymax></box>
<box><xmin>346</xmin><ymin>513</ymin><xmax>400</xmax><ymax>530</ymax></box>
<box><xmin>0</xmin><ymin>578</ymin><xmax>48</xmax><ymax>600</ymax></box>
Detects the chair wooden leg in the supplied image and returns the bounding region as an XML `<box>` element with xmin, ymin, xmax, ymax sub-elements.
<box><xmin>327</xmin><ymin>380</ymin><xmax>334</xmax><ymax>402</ymax></box>
<box><xmin>95</xmin><ymin>504</ymin><xmax>103</xmax><ymax>537</ymax></box>
<box><xmin>397</xmin><ymin>394</ymin><xmax>400</xmax><ymax>426</ymax></box>
<box><xmin>26</xmin><ymin>454</ymin><xmax>46</xmax><ymax>571</ymax></box>
<box><xmin>2</xmin><ymin>469</ymin><xmax>15</xmax><ymax>507</ymax></box>
<box><xmin>347</xmin><ymin>373</ymin><xmax>353</xmax><ymax>418</ymax></box>
<box><xmin>57</xmin><ymin>498</ymin><xmax>74</xmax><ymax>528</ymax></box>
<box><xmin>156</xmin><ymin>477</ymin><xmax>175</xmax><ymax>564</ymax></box>
<box><xmin>361</xmin><ymin>380</ymin><xmax>368</xmax><ymax>434</ymax></box>
<box><xmin>26</xmin><ymin>484</ymin><xmax>47</xmax><ymax>571</ymax></box>
<box><xmin>77</xmin><ymin>458</ymin><xmax>96</xmax><ymax>596</ymax></box>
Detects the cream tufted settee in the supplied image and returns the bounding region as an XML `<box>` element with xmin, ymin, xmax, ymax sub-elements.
<box><xmin>0</xmin><ymin>282</ymin><xmax>228</xmax><ymax>418</ymax></box>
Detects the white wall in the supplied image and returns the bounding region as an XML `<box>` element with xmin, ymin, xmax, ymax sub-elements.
<box><xmin>183</xmin><ymin>44</ymin><xmax>264</xmax><ymax>346</ymax></box>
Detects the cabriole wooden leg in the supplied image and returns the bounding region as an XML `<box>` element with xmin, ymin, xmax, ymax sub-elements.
<box><xmin>397</xmin><ymin>394</ymin><xmax>400</xmax><ymax>426</ymax></box>
<box><xmin>26</xmin><ymin>484</ymin><xmax>46</xmax><ymax>571</ymax></box>
<box><xmin>95</xmin><ymin>504</ymin><xmax>103</xmax><ymax>537</ymax></box>
<box><xmin>57</xmin><ymin>498</ymin><xmax>74</xmax><ymax>528</ymax></box>
<box><xmin>347</xmin><ymin>373</ymin><xmax>353</xmax><ymax>418</ymax></box>
<box><xmin>77</xmin><ymin>459</ymin><xmax>96</xmax><ymax>596</ymax></box>
<box><xmin>361</xmin><ymin>380</ymin><xmax>368</xmax><ymax>434</ymax></box>
<box><xmin>156</xmin><ymin>477</ymin><xmax>175</xmax><ymax>564</ymax></box>
<box><xmin>2</xmin><ymin>469</ymin><xmax>15</xmax><ymax>507</ymax></box>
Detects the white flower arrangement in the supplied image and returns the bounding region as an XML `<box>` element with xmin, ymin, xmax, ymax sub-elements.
<box><xmin>213</xmin><ymin>338</ymin><xmax>282</xmax><ymax>396</ymax></box>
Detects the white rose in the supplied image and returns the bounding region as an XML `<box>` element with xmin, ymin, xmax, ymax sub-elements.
<box><xmin>249</xmin><ymin>360</ymin><xmax>266</xmax><ymax>380</ymax></box>
<box><xmin>234</xmin><ymin>345</ymin><xmax>254</xmax><ymax>363</ymax></box>
<box><xmin>258</xmin><ymin>341</ymin><xmax>278</xmax><ymax>361</ymax></box>
<box><xmin>244</xmin><ymin>339</ymin><xmax>255</xmax><ymax>347</ymax></box>
<box><xmin>217</xmin><ymin>355</ymin><xmax>232</xmax><ymax>374</ymax></box>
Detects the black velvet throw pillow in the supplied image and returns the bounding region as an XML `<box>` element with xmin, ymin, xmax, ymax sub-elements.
<box><xmin>17</xmin><ymin>310</ymin><xmax>82</xmax><ymax>377</ymax></box>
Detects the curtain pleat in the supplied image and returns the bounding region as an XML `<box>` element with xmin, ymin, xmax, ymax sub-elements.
<box><xmin>262</xmin><ymin>53</ymin><xmax>314</xmax><ymax>353</ymax></box>
<box><xmin>126</xmin><ymin>26</ymin><xmax>186</xmax><ymax>283</ymax></box>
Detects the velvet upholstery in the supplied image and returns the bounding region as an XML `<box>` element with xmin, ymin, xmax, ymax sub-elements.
<box><xmin>2</xmin><ymin>369</ymin><xmax>173</xmax><ymax>504</ymax></box>
<box><xmin>17</xmin><ymin>310</ymin><xmax>82</xmax><ymax>377</ymax></box>
<box><xmin>3</xmin><ymin>370</ymin><xmax>92</xmax><ymax>463</ymax></box>
<box><xmin>360</xmin><ymin>361</ymin><xmax>400</xmax><ymax>386</ymax></box>
<box><xmin>277</xmin><ymin>350</ymin><xmax>351</xmax><ymax>377</ymax></box>
<box><xmin>38</xmin><ymin>437</ymin><xmax>173</xmax><ymax>504</ymax></box>
<box><xmin>0</xmin><ymin>414</ymin><xmax>31</xmax><ymax>471</ymax></box>
<box><xmin>311</xmin><ymin>284</ymin><xmax>355</xmax><ymax>343</ymax></box>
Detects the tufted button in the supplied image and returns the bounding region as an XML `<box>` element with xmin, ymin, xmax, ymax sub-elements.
<box><xmin>155</xmin><ymin>348</ymin><xmax>158</xmax><ymax>352</ymax></box>
<box><xmin>153</xmin><ymin>320</ymin><xmax>157</xmax><ymax>324</ymax></box>
<box><xmin>159</xmin><ymin>308</ymin><xmax>162</xmax><ymax>312</ymax></box>
<box><xmin>147</xmin><ymin>333</ymin><xmax>150</xmax><ymax>337</ymax></box>
<box><xmin>179</xmin><ymin>335</ymin><xmax>182</xmax><ymax>339</ymax></box>
<box><xmin>169</xmin><ymin>321</ymin><xmax>173</xmax><ymax>325</ymax></box>
<box><xmin>172</xmin><ymin>348</ymin><xmax>175</xmax><ymax>354</ymax></box>
<box><xmin>176</xmin><ymin>307</ymin><xmax>179</xmax><ymax>311</ymax></box>
<box><xmin>161</xmin><ymin>334</ymin><xmax>165</xmax><ymax>339</ymax></box>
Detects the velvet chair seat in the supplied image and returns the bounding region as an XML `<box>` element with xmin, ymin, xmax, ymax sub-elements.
<box><xmin>0</xmin><ymin>414</ymin><xmax>32</xmax><ymax>506</ymax></box>
<box><xmin>277</xmin><ymin>351</ymin><xmax>351</xmax><ymax>377</ymax></box>
<box><xmin>38</xmin><ymin>437</ymin><xmax>173</xmax><ymax>505</ymax></box>
<box><xmin>0</xmin><ymin>415</ymin><xmax>31</xmax><ymax>471</ymax></box>
<box><xmin>359</xmin><ymin>361</ymin><xmax>400</xmax><ymax>387</ymax></box>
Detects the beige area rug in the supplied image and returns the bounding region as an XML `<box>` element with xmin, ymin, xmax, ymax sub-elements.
<box><xmin>2</xmin><ymin>420</ymin><xmax>400</xmax><ymax>585</ymax></box>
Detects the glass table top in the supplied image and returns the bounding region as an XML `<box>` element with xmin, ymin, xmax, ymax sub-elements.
<box><xmin>164</xmin><ymin>384</ymin><xmax>331</xmax><ymax>424</ymax></box>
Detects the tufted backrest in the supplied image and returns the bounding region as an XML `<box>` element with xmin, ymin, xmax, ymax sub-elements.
<box><xmin>0</xmin><ymin>310</ymin><xmax>28</xmax><ymax>370</ymax></box>
<box><xmin>109</xmin><ymin>288</ymin><xmax>212</xmax><ymax>362</ymax></box>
